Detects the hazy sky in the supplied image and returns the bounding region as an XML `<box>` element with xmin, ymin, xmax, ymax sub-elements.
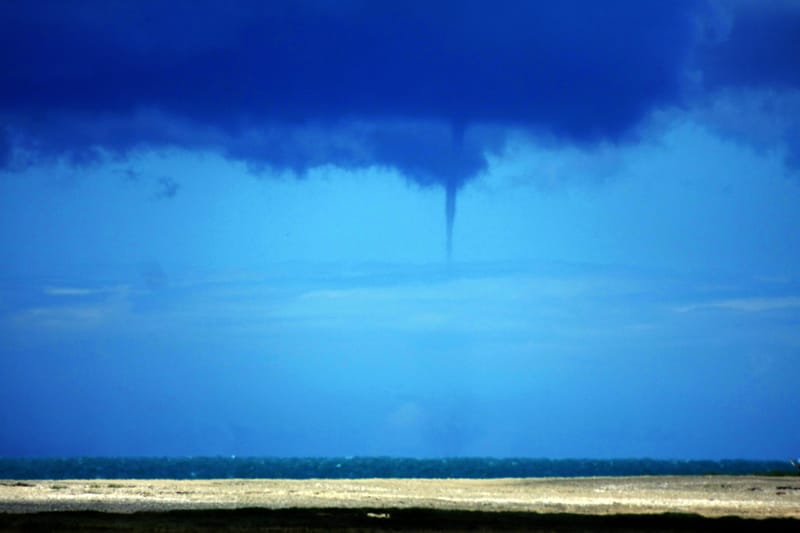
<box><xmin>1</xmin><ymin>0</ymin><xmax>800</xmax><ymax>459</ymax></box>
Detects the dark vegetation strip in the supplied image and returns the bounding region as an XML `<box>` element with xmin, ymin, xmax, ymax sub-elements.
<box><xmin>0</xmin><ymin>508</ymin><xmax>799</xmax><ymax>533</ymax></box>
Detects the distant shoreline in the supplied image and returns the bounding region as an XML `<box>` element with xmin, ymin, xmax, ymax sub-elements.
<box><xmin>1</xmin><ymin>456</ymin><xmax>795</xmax><ymax>480</ymax></box>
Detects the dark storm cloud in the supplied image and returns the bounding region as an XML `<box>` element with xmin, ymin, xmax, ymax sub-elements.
<box><xmin>4</xmin><ymin>0</ymin><xmax>799</xmax><ymax>190</ymax></box>
<box><xmin>692</xmin><ymin>0</ymin><xmax>800</xmax><ymax>171</ymax></box>
<box><xmin>1</xmin><ymin>0</ymin><xmax>702</xmax><ymax>186</ymax></box>
<box><xmin>0</xmin><ymin>126</ymin><xmax>11</xmax><ymax>169</ymax></box>
<box><xmin>696</xmin><ymin>1</ymin><xmax>800</xmax><ymax>92</ymax></box>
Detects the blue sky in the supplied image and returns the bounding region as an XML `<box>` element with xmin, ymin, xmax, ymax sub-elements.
<box><xmin>1</xmin><ymin>0</ymin><xmax>800</xmax><ymax>459</ymax></box>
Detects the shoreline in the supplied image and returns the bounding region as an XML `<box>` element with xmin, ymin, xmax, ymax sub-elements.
<box><xmin>2</xmin><ymin>476</ymin><xmax>799</xmax><ymax>531</ymax></box>
<box><xmin>3</xmin><ymin>476</ymin><xmax>799</xmax><ymax>516</ymax></box>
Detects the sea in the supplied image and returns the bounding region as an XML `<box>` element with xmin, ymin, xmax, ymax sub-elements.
<box><xmin>0</xmin><ymin>457</ymin><xmax>795</xmax><ymax>480</ymax></box>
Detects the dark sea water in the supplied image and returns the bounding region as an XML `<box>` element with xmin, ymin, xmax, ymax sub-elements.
<box><xmin>0</xmin><ymin>457</ymin><xmax>795</xmax><ymax>480</ymax></box>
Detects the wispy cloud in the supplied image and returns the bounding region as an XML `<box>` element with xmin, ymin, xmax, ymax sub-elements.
<box><xmin>12</xmin><ymin>300</ymin><xmax>128</xmax><ymax>331</ymax></box>
<box><xmin>155</xmin><ymin>176</ymin><xmax>180</xmax><ymax>199</ymax></box>
<box><xmin>7</xmin><ymin>285</ymin><xmax>134</xmax><ymax>332</ymax></box>
<box><xmin>675</xmin><ymin>297</ymin><xmax>800</xmax><ymax>313</ymax></box>
<box><xmin>43</xmin><ymin>285</ymin><xmax>130</xmax><ymax>297</ymax></box>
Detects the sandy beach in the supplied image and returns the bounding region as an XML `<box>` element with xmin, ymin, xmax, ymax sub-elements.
<box><xmin>1</xmin><ymin>476</ymin><xmax>799</xmax><ymax>531</ymax></box>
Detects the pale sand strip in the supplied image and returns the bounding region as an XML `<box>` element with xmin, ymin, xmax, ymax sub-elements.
<box><xmin>1</xmin><ymin>476</ymin><xmax>799</xmax><ymax>518</ymax></box>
